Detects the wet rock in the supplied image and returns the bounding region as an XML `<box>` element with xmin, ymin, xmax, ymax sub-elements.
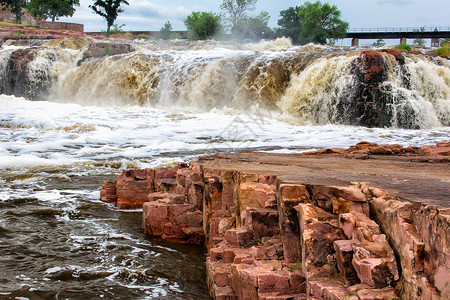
<box><xmin>79</xmin><ymin>42</ymin><xmax>134</xmax><ymax>64</ymax></box>
<box><xmin>1</xmin><ymin>48</ymin><xmax>51</xmax><ymax>100</ymax></box>
<box><xmin>380</xmin><ymin>48</ymin><xmax>405</xmax><ymax>63</ymax></box>
<box><xmin>142</xmin><ymin>199</ymin><xmax>204</xmax><ymax>244</ymax></box>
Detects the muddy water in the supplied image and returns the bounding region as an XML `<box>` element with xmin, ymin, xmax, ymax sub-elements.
<box><xmin>0</xmin><ymin>174</ymin><xmax>209</xmax><ymax>299</ymax></box>
<box><xmin>1</xmin><ymin>97</ymin><xmax>448</xmax><ymax>299</ymax></box>
<box><xmin>0</xmin><ymin>38</ymin><xmax>449</xmax><ymax>299</ymax></box>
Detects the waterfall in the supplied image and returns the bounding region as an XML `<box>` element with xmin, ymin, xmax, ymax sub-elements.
<box><xmin>0</xmin><ymin>38</ymin><xmax>448</xmax><ymax>129</ymax></box>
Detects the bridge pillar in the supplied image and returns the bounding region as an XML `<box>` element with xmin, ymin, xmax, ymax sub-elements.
<box><xmin>431</xmin><ymin>38</ymin><xmax>439</xmax><ymax>47</ymax></box>
<box><xmin>351</xmin><ymin>38</ymin><xmax>359</xmax><ymax>47</ymax></box>
<box><xmin>400</xmin><ymin>37</ymin><xmax>407</xmax><ymax>45</ymax></box>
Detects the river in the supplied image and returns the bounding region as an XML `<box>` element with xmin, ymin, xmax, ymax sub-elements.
<box><xmin>0</xmin><ymin>38</ymin><xmax>449</xmax><ymax>299</ymax></box>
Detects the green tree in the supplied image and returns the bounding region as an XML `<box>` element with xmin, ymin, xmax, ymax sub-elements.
<box><xmin>27</xmin><ymin>0</ymin><xmax>80</xmax><ymax>22</ymax></box>
<box><xmin>372</xmin><ymin>39</ymin><xmax>386</xmax><ymax>47</ymax></box>
<box><xmin>295</xmin><ymin>1</ymin><xmax>348</xmax><ymax>44</ymax></box>
<box><xmin>276</xmin><ymin>6</ymin><xmax>302</xmax><ymax>44</ymax></box>
<box><xmin>184</xmin><ymin>12</ymin><xmax>221</xmax><ymax>40</ymax></box>
<box><xmin>160</xmin><ymin>21</ymin><xmax>172</xmax><ymax>40</ymax></box>
<box><xmin>413</xmin><ymin>27</ymin><xmax>426</xmax><ymax>46</ymax></box>
<box><xmin>89</xmin><ymin>0</ymin><xmax>129</xmax><ymax>37</ymax></box>
<box><xmin>0</xmin><ymin>0</ymin><xmax>27</xmax><ymax>23</ymax></box>
<box><xmin>234</xmin><ymin>11</ymin><xmax>273</xmax><ymax>42</ymax></box>
<box><xmin>220</xmin><ymin>0</ymin><xmax>256</xmax><ymax>35</ymax></box>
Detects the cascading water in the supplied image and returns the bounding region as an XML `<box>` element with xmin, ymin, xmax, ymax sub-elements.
<box><xmin>0</xmin><ymin>37</ymin><xmax>449</xmax><ymax>299</ymax></box>
<box><xmin>1</xmin><ymin>38</ymin><xmax>448</xmax><ymax>128</ymax></box>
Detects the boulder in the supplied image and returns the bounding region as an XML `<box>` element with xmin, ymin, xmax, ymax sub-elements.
<box><xmin>1</xmin><ymin>48</ymin><xmax>51</xmax><ymax>100</ymax></box>
<box><xmin>79</xmin><ymin>42</ymin><xmax>134</xmax><ymax>64</ymax></box>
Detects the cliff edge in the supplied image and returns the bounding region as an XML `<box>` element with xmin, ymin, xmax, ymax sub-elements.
<box><xmin>100</xmin><ymin>141</ymin><xmax>450</xmax><ymax>299</ymax></box>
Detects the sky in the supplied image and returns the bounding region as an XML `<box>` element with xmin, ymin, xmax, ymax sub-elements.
<box><xmin>60</xmin><ymin>0</ymin><xmax>449</xmax><ymax>45</ymax></box>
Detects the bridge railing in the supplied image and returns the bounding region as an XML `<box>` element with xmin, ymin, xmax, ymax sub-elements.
<box><xmin>347</xmin><ymin>26</ymin><xmax>450</xmax><ymax>33</ymax></box>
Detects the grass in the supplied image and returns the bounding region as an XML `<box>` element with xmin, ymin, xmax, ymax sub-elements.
<box><xmin>394</xmin><ymin>44</ymin><xmax>412</xmax><ymax>51</ymax></box>
<box><xmin>291</xmin><ymin>262</ymin><xmax>302</xmax><ymax>271</ymax></box>
<box><xmin>136</xmin><ymin>34</ymin><xmax>151</xmax><ymax>39</ymax></box>
<box><xmin>15</xmin><ymin>30</ymin><xmax>24</xmax><ymax>38</ymax></box>
<box><xmin>436</xmin><ymin>46</ymin><xmax>450</xmax><ymax>56</ymax></box>
<box><xmin>0</xmin><ymin>21</ymin><xmax>38</xmax><ymax>28</ymax></box>
<box><xmin>344</xmin><ymin>292</ymin><xmax>358</xmax><ymax>299</ymax></box>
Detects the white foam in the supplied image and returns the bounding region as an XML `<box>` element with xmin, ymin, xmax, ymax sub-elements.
<box><xmin>44</xmin><ymin>266</ymin><xmax>63</xmax><ymax>274</ymax></box>
<box><xmin>0</xmin><ymin>191</ymin><xmax>11</xmax><ymax>201</ymax></box>
<box><xmin>30</xmin><ymin>190</ymin><xmax>62</xmax><ymax>201</ymax></box>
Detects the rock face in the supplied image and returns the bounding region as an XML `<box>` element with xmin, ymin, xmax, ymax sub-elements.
<box><xmin>0</xmin><ymin>25</ymin><xmax>88</xmax><ymax>41</ymax></box>
<box><xmin>0</xmin><ymin>48</ymin><xmax>51</xmax><ymax>100</ymax></box>
<box><xmin>79</xmin><ymin>42</ymin><xmax>134</xmax><ymax>64</ymax></box>
<box><xmin>100</xmin><ymin>142</ymin><xmax>449</xmax><ymax>299</ymax></box>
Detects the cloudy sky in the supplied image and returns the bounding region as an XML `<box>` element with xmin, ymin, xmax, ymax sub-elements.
<box><xmin>60</xmin><ymin>0</ymin><xmax>449</xmax><ymax>33</ymax></box>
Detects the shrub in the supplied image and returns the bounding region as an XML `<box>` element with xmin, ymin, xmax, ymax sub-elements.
<box><xmin>136</xmin><ymin>34</ymin><xmax>151</xmax><ymax>39</ymax></box>
<box><xmin>102</xmin><ymin>23</ymin><xmax>125</xmax><ymax>36</ymax></box>
<box><xmin>394</xmin><ymin>44</ymin><xmax>412</xmax><ymax>51</ymax></box>
<box><xmin>169</xmin><ymin>32</ymin><xmax>182</xmax><ymax>39</ymax></box>
<box><xmin>436</xmin><ymin>46</ymin><xmax>450</xmax><ymax>56</ymax></box>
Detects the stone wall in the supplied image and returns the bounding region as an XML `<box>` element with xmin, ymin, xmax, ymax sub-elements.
<box><xmin>100</xmin><ymin>142</ymin><xmax>450</xmax><ymax>299</ymax></box>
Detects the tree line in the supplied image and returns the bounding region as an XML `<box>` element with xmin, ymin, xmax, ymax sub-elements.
<box><xmin>3</xmin><ymin>0</ymin><xmax>447</xmax><ymax>47</ymax></box>
<box><xmin>184</xmin><ymin>0</ymin><xmax>349</xmax><ymax>44</ymax></box>
<box><xmin>0</xmin><ymin>0</ymin><xmax>348</xmax><ymax>44</ymax></box>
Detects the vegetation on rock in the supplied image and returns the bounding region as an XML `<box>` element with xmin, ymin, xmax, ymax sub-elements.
<box><xmin>394</xmin><ymin>44</ymin><xmax>412</xmax><ymax>51</ymax></box>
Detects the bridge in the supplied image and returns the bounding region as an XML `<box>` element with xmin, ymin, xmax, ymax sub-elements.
<box><xmin>346</xmin><ymin>26</ymin><xmax>450</xmax><ymax>46</ymax></box>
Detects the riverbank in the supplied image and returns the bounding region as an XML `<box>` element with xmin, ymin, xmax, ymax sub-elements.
<box><xmin>100</xmin><ymin>141</ymin><xmax>449</xmax><ymax>299</ymax></box>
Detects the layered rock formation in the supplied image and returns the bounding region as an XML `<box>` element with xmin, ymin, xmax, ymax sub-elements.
<box><xmin>101</xmin><ymin>142</ymin><xmax>449</xmax><ymax>299</ymax></box>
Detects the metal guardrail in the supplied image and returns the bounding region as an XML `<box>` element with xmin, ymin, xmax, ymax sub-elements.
<box><xmin>347</xmin><ymin>26</ymin><xmax>450</xmax><ymax>33</ymax></box>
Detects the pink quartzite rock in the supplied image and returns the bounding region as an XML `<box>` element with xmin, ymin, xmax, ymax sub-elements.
<box><xmin>370</xmin><ymin>196</ymin><xmax>426</xmax><ymax>298</ymax></box>
<box><xmin>278</xmin><ymin>184</ymin><xmax>310</xmax><ymax>263</ymax></box>
<box><xmin>295</xmin><ymin>204</ymin><xmax>345</xmax><ymax>270</ymax></box>
<box><xmin>413</xmin><ymin>205</ymin><xmax>450</xmax><ymax>298</ymax></box>
<box><xmin>142</xmin><ymin>200</ymin><xmax>204</xmax><ymax>244</ymax></box>
<box><xmin>241</xmin><ymin>208</ymin><xmax>279</xmax><ymax>240</ymax></box>
<box><xmin>338</xmin><ymin>213</ymin><xmax>380</xmax><ymax>242</ymax></box>
<box><xmin>230</xmin><ymin>260</ymin><xmax>305</xmax><ymax>299</ymax></box>
<box><xmin>224</xmin><ymin>227</ymin><xmax>255</xmax><ymax>248</ymax></box>
<box><xmin>333</xmin><ymin>239</ymin><xmax>359</xmax><ymax>286</ymax></box>
<box><xmin>351</xmin><ymin>234</ymin><xmax>399</xmax><ymax>288</ymax></box>
<box><xmin>102</xmin><ymin>141</ymin><xmax>449</xmax><ymax>300</ymax></box>
<box><xmin>308</xmin><ymin>280</ymin><xmax>349</xmax><ymax>300</ymax></box>
<box><xmin>239</xmin><ymin>182</ymin><xmax>276</xmax><ymax>210</ymax></box>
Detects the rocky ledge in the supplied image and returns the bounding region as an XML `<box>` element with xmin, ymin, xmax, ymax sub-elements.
<box><xmin>100</xmin><ymin>141</ymin><xmax>450</xmax><ymax>299</ymax></box>
<box><xmin>0</xmin><ymin>25</ymin><xmax>92</xmax><ymax>42</ymax></box>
